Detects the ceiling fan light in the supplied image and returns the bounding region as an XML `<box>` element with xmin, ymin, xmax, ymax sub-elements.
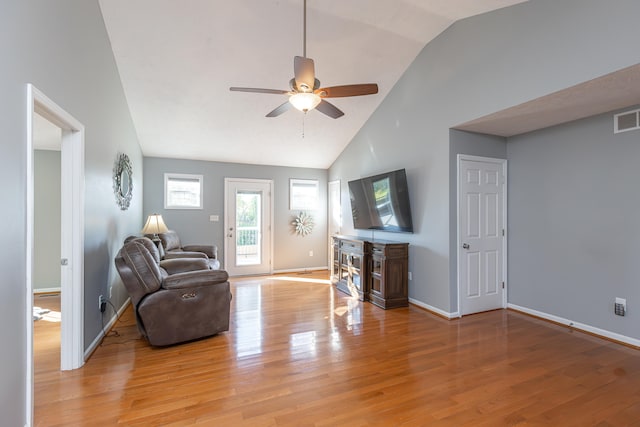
<box><xmin>289</xmin><ymin>92</ymin><xmax>321</xmax><ymax>112</ymax></box>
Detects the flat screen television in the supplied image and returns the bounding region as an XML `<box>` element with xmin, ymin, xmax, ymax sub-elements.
<box><xmin>348</xmin><ymin>168</ymin><xmax>414</xmax><ymax>233</ymax></box>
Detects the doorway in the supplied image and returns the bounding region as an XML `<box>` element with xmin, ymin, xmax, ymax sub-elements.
<box><xmin>224</xmin><ymin>178</ymin><xmax>273</xmax><ymax>276</ymax></box>
<box><xmin>327</xmin><ymin>180</ymin><xmax>341</xmax><ymax>268</ymax></box>
<box><xmin>32</xmin><ymin>112</ymin><xmax>63</xmax><ymax>400</ymax></box>
<box><xmin>26</xmin><ymin>84</ymin><xmax>85</xmax><ymax>425</ymax></box>
<box><xmin>457</xmin><ymin>155</ymin><xmax>507</xmax><ymax>316</ymax></box>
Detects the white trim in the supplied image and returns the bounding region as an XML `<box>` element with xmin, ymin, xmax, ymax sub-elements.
<box><xmin>456</xmin><ymin>154</ymin><xmax>508</xmax><ymax>317</ymax></box>
<box><xmin>409</xmin><ymin>298</ymin><xmax>459</xmax><ymax>319</ymax></box>
<box><xmin>33</xmin><ymin>287</ymin><xmax>61</xmax><ymax>294</ymax></box>
<box><xmin>25</xmin><ymin>86</ymin><xmax>35</xmax><ymax>427</ymax></box>
<box><xmin>508</xmin><ymin>303</ymin><xmax>640</xmax><ymax>348</ymax></box>
<box><xmin>27</xmin><ymin>84</ymin><xmax>85</xmax><ymax>427</ymax></box>
<box><xmin>272</xmin><ymin>267</ymin><xmax>329</xmax><ymax>274</ymax></box>
<box><xmin>84</xmin><ymin>299</ymin><xmax>131</xmax><ymax>360</ymax></box>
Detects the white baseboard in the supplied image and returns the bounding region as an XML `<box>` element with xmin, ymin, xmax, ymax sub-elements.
<box><xmin>272</xmin><ymin>266</ymin><xmax>329</xmax><ymax>274</ymax></box>
<box><xmin>508</xmin><ymin>303</ymin><xmax>640</xmax><ymax>348</ymax></box>
<box><xmin>409</xmin><ymin>298</ymin><xmax>460</xmax><ymax>319</ymax></box>
<box><xmin>33</xmin><ymin>287</ymin><xmax>61</xmax><ymax>294</ymax></box>
<box><xmin>84</xmin><ymin>298</ymin><xmax>131</xmax><ymax>360</ymax></box>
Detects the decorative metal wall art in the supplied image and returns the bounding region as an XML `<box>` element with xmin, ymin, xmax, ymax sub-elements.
<box><xmin>113</xmin><ymin>153</ymin><xmax>133</xmax><ymax>210</ymax></box>
<box><xmin>292</xmin><ymin>211</ymin><xmax>314</xmax><ymax>236</ymax></box>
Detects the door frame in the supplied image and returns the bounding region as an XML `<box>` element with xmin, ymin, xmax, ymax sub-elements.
<box><xmin>223</xmin><ymin>177</ymin><xmax>274</xmax><ymax>276</ymax></box>
<box><xmin>456</xmin><ymin>154</ymin><xmax>507</xmax><ymax>317</ymax></box>
<box><xmin>26</xmin><ymin>84</ymin><xmax>85</xmax><ymax>424</ymax></box>
<box><xmin>327</xmin><ymin>180</ymin><xmax>341</xmax><ymax>269</ymax></box>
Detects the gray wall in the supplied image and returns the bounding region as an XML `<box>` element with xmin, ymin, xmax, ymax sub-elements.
<box><xmin>1</xmin><ymin>1</ymin><xmax>141</xmax><ymax>424</ymax></box>
<box><xmin>143</xmin><ymin>157</ymin><xmax>328</xmax><ymax>271</ymax></box>
<box><xmin>329</xmin><ymin>0</ymin><xmax>640</xmax><ymax>314</ymax></box>
<box><xmin>507</xmin><ymin>107</ymin><xmax>640</xmax><ymax>339</ymax></box>
<box><xmin>34</xmin><ymin>150</ymin><xmax>61</xmax><ymax>291</ymax></box>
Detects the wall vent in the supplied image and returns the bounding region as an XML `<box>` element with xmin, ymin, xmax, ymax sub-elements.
<box><xmin>614</xmin><ymin>108</ymin><xmax>640</xmax><ymax>133</ymax></box>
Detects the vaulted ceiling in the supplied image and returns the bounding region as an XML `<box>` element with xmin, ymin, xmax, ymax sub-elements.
<box><xmin>98</xmin><ymin>0</ymin><xmax>527</xmax><ymax>168</ymax></box>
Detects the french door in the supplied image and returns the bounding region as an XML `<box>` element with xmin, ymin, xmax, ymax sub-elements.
<box><xmin>458</xmin><ymin>155</ymin><xmax>506</xmax><ymax>315</ymax></box>
<box><xmin>224</xmin><ymin>178</ymin><xmax>273</xmax><ymax>276</ymax></box>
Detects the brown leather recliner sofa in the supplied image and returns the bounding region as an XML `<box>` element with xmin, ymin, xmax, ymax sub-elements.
<box><xmin>150</xmin><ymin>230</ymin><xmax>221</xmax><ymax>270</ymax></box>
<box><xmin>114</xmin><ymin>237</ymin><xmax>231</xmax><ymax>346</ymax></box>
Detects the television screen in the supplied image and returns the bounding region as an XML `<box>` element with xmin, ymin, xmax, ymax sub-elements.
<box><xmin>348</xmin><ymin>169</ymin><xmax>413</xmax><ymax>233</ymax></box>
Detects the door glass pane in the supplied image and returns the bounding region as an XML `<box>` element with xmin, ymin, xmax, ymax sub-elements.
<box><xmin>372</xmin><ymin>258</ymin><xmax>382</xmax><ymax>275</ymax></box>
<box><xmin>236</xmin><ymin>190</ymin><xmax>261</xmax><ymax>266</ymax></box>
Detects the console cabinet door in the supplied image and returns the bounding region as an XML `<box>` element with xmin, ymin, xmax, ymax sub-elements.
<box><xmin>336</xmin><ymin>238</ymin><xmax>366</xmax><ymax>300</ymax></box>
<box><xmin>330</xmin><ymin>237</ymin><xmax>340</xmax><ymax>283</ymax></box>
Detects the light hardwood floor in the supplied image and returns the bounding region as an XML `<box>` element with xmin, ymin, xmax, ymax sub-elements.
<box><xmin>33</xmin><ymin>293</ymin><xmax>61</xmax><ymax>379</ymax></box>
<box><xmin>34</xmin><ymin>272</ymin><xmax>640</xmax><ymax>426</ymax></box>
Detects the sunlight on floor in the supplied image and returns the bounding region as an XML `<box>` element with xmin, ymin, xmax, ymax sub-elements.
<box><xmin>34</xmin><ymin>307</ymin><xmax>61</xmax><ymax>323</ymax></box>
<box><xmin>271</xmin><ymin>275</ymin><xmax>332</xmax><ymax>285</ymax></box>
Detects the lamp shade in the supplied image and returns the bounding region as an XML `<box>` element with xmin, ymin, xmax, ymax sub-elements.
<box><xmin>289</xmin><ymin>92</ymin><xmax>321</xmax><ymax>112</ymax></box>
<box><xmin>141</xmin><ymin>214</ymin><xmax>169</xmax><ymax>235</ymax></box>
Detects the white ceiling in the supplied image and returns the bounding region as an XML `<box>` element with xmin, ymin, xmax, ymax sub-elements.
<box><xmin>98</xmin><ymin>0</ymin><xmax>527</xmax><ymax>169</ymax></box>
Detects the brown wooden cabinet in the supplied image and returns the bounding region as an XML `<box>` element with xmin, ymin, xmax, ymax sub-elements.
<box><xmin>332</xmin><ymin>235</ymin><xmax>409</xmax><ymax>309</ymax></box>
<box><xmin>368</xmin><ymin>241</ymin><xmax>409</xmax><ymax>309</ymax></box>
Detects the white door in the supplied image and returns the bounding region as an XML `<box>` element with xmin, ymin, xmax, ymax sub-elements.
<box><xmin>328</xmin><ymin>180</ymin><xmax>341</xmax><ymax>268</ymax></box>
<box><xmin>224</xmin><ymin>178</ymin><xmax>273</xmax><ymax>276</ymax></box>
<box><xmin>458</xmin><ymin>156</ymin><xmax>506</xmax><ymax>315</ymax></box>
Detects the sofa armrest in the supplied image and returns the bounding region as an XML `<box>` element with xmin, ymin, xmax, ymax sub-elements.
<box><xmin>162</xmin><ymin>269</ymin><xmax>229</xmax><ymax>290</ymax></box>
<box><xmin>182</xmin><ymin>244</ymin><xmax>217</xmax><ymax>259</ymax></box>
<box><xmin>160</xmin><ymin>258</ymin><xmax>210</xmax><ymax>275</ymax></box>
<box><xmin>164</xmin><ymin>251</ymin><xmax>208</xmax><ymax>260</ymax></box>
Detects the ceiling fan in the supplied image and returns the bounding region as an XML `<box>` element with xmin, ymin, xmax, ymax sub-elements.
<box><xmin>229</xmin><ymin>0</ymin><xmax>378</xmax><ymax>119</ymax></box>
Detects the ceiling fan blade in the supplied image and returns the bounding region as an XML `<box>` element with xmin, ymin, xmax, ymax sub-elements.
<box><xmin>266</xmin><ymin>101</ymin><xmax>293</xmax><ymax>118</ymax></box>
<box><xmin>230</xmin><ymin>87</ymin><xmax>289</xmax><ymax>95</ymax></box>
<box><xmin>316</xmin><ymin>84</ymin><xmax>379</xmax><ymax>98</ymax></box>
<box><xmin>294</xmin><ymin>56</ymin><xmax>316</xmax><ymax>91</ymax></box>
<box><xmin>315</xmin><ymin>100</ymin><xmax>344</xmax><ymax>119</ymax></box>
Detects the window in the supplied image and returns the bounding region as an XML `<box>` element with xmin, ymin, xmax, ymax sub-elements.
<box><xmin>164</xmin><ymin>173</ymin><xmax>203</xmax><ymax>209</ymax></box>
<box><xmin>290</xmin><ymin>178</ymin><xmax>319</xmax><ymax>210</ymax></box>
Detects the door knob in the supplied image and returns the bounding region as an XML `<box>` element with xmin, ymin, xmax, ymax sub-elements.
<box><xmin>462</xmin><ymin>243</ymin><xmax>470</xmax><ymax>249</ymax></box>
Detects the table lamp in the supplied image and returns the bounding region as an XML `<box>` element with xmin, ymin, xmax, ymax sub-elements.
<box><xmin>141</xmin><ymin>214</ymin><xmax>169</xmax><ymax>242</ymax></box>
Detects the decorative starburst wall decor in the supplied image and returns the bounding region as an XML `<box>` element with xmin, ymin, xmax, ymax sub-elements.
<box><xmin>292</xmin><ymin>211</ymin><xmax>314</xmax><ymax>236</ymax></box>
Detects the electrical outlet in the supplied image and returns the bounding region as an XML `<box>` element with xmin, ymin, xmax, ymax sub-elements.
<box><xmin>99</xmin><ymin>295</ymin><xmax>106</xmax><ymax>313</ymax></box>
<box><xmin>309</xmin><ymin>250</ymin><xmax>313</xmax><ymax>257</ymax></box>
<box><xmin>614</xmin><ymin>297</ymin><xmax>626</xmax><ymax>316</ymax></box>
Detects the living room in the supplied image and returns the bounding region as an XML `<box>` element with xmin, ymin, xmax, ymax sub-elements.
<box><xmin>4</xmin><ymin>0</ymin><xmax>640</xmax><ymax>425</ymax></box>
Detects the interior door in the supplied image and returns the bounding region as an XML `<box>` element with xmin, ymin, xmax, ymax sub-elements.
<box><xmin>224</xmin><ymin>178</ymin><xmax>273</xmax><ymax>276</ymax></box>
<box><xmin>458</xmin><ymin>156</ymin><xmax>506</xmax><ymax>315</ymax></box>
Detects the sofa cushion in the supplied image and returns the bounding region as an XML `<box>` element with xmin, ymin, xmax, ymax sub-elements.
<box><xmin>160</xmin><ymin>230</ymin><xmax>182</xmax><ymax>252</ymax></box>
